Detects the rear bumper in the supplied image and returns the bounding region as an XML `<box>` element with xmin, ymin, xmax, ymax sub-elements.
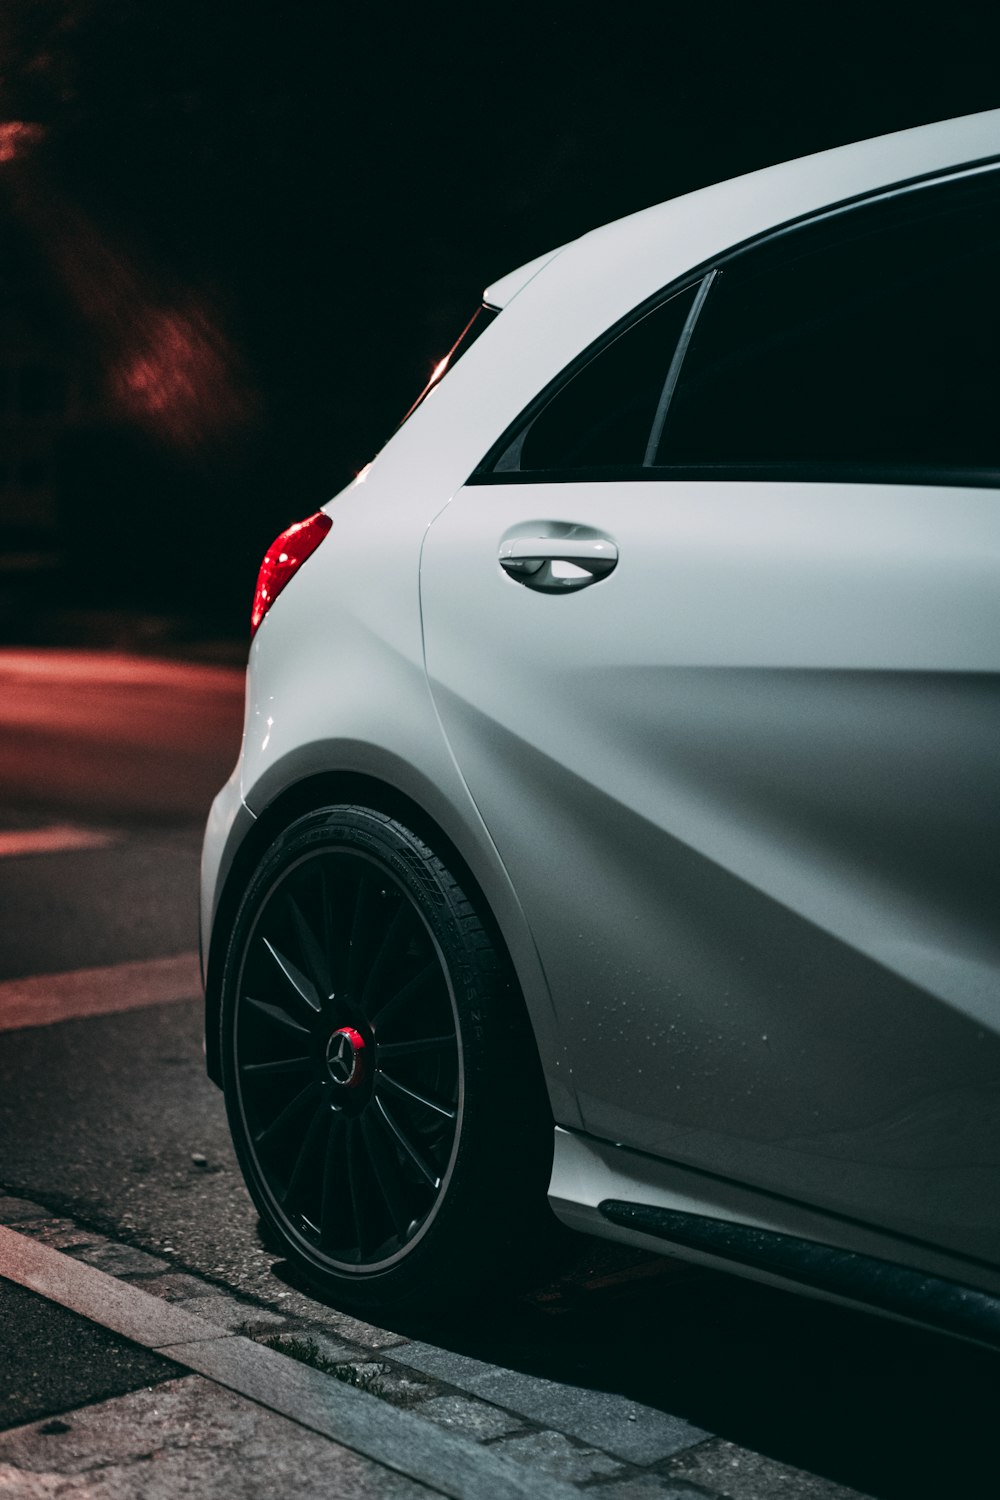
<box><xmin>200</xmin><ymin>772</ymin><xmax>256</xmax><ymax>1085</ymax></box>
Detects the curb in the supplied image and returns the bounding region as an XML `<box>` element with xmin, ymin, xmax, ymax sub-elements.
<box><xmin>0</xmin><ymin>1222</ymin><xmax>578</xmax><ymax>1500</ymax></box>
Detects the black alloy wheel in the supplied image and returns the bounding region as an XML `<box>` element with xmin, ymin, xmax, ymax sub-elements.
<box><xmin>220</xmin><ymin>805</ymin><xmax>552</xmax><ymax>1309</ymax></box>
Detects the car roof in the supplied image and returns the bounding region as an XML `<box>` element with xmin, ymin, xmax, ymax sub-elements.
<box><xmin>484</xmin><ymin>108</ymin><xmax>1000</xmax><ymax>318</ymax></box>
<box><xmin>484</xmin><ymin>245</ymin><xmax>567</xmax><ymax>310</ymax></box>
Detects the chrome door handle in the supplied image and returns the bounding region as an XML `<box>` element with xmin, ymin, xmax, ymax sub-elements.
<box><xmin>498</xmin><ymin>536</ymin><xmax>618</xmax><ymax>592</ymax></box>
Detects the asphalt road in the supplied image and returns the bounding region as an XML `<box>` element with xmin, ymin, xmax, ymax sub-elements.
<box><xmin>0</xmin><ymin>646</ymin><xmax>997</xmax><ymax>1499</ymax></box>
<box><xmin>0</xmin><ymin>1278</ymin><xmax>178</xmax><ymax>1431</ymax></box>
<box><xmin>0</xmin><ymin>648</ymin><xmax>245</xmax><ymax>823</ymax></box>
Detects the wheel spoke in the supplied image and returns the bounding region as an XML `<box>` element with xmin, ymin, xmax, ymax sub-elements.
<box><xmin>240</xmin><ymin>1055</ymin><xmax>312</xmax><ymax>1079</ymax></box>
<box><xmin>374</xmin><ymin>1096</ymin><xmax>440</xmax><ymax>1189</ymax></box>
<box><xmin>253</xmin><ymin>1080</ymin><xmax>321</xmax><ymax>1151</ymax></box>
<box><xmin>262</xmin><ymin>938</ymin><xmax>322</xmax><ymax>1015</ymax></box>
<box><xmin>369</xmin><ymin>960</ymin><xmax>437</xmax><ymax>1026</ymax></box>
<box><xmin>286</xmin><ymin>891</ymin><xmax>334</xmax><ymax>999</ymax></box>
<box><xmin>347</xmin><ymin>875</ymin><xmax>378</xmax><ymax>992</ymax></box>
<box><xmin>319</xmin><ymin>860</ymin><xmax>353</xmax><ymax>993</ymax></box>
<box><xmin>377</xmin><ymin>1070</ymin><xmax>456</xmax><ymax>1120</ymax></box>
<box><xmin>359</xmin><ymin>1111</ymin><xmax>412</xmax><ymax>1239</ymax></box>
<box><xmin>319</xmin><ymin>1113</ymin><xmax>348</xmax><ymax>1253</ymax></box>
<box><xmin>243</xmin><ymin>996</ymin><xmax>311</xmax><ymax>1040</ymax></box>
<box><xmin>282</xmin><ymin>1100</ymin><xmax>330</xmax><ymax>1213</ymax></box>
<box><xmin>376</xmin><ymin>1035</ymin><xmax>455</xmax><ymax>1060</ymax></box>
<box><xmin>344</xmin><ymin>1122</ymin><xmax>367</xmax><ymax>1256</ymax></box>
<box><xmin>359</xmin><ymin>902</ymin><xmax>411</xmax><ymax>1015</ymax></box>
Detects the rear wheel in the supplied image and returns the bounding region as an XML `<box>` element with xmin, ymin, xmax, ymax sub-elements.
<box><xmin>220</xmin><ymin>805</ymin><xmax>552</xmax><ymax>1309</ymax></box>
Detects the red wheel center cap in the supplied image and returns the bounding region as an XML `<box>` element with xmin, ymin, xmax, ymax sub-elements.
<box><xmin>325</xmin><ymin>1026</ymin><xmax>367</xmax><ymax>1089</ymax></box>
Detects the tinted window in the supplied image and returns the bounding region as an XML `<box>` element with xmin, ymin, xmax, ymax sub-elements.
<box><xmin>492</xmin><ymin>282</ymin><xmax>700</xmax><ymax>473</ymax></box>
<box><xmin>659</xmin><ymin>170</ymin><xmax>1000</xmax><ymax>473</ymax></box>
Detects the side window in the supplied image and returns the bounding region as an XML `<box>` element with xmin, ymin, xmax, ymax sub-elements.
<box><xmin>658</xmin><ymin>170</ymin><xmax>1000</xmax><ymax>475</ymax></box>
<box><xmin>488</xmin><ymin>281</ymin><xmax>700</xmax><ymax>475</ymax></box>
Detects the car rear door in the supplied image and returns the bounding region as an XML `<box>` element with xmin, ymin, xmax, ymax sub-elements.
<box><xmin>420</xmin><ymin>168</ymin><xmax>1000</xmax><ymax>1263</ymax></box>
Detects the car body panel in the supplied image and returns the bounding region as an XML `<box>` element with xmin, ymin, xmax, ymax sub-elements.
<box><xmin>483</xmin><ymin>244</ymin><xmax>566</xmax><ymax>309</ymax></box>
<box><xmin>420</xmin><ymin>477</ymin><xmax>1000</xmax><ymax>1261</ymax></box>
<box><xmin>199</xmin><ymin>767</ymin><xmax>253</xmax><ymax>979</ymax></box>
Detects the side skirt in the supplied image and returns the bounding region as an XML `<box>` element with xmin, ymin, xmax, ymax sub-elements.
<box><xmin>548</xmin><ymin>1125</ymin><xmax>1000</xmax><ymax>1349</ymax></box>
<box><xmin>599</xmin><ymin>1199</ymin><xmax>1000</xmax><ymax>1348</ymax></box>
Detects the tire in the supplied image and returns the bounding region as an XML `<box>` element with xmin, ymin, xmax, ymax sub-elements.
<box><xmin>220</xmin><ymin>804</ymin><xmax>553</xmax><ymax>1311</ymax></box>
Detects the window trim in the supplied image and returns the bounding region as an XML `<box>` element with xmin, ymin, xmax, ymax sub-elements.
<box><xmin>469</xmin><ymin>155</ymin><xmax>1000</xmax><ymax>490</ymax></box>
<box><xmin>471</xmin><ymin>461</ymin><xmax>1000</xmax><ymax>490</ymax></box>
<box><xmin>643</xmin><ymin>271</ymin><xmax>716</xmax><ymax>466</ymax></box>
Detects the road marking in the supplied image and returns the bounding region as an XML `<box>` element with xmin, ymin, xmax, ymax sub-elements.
<box><xmin>0</xmin><ymin>824</ymin><xmax>115</xmax><ymax>858</ymax></box>
<box><xmin>0</xmin><ymin>1224</ymin><xmax>575</xmax><ymax>1500</ymax></box>
<box><xmin>0</xmin><ymin>952</ymin><xmax>201</xmax><ymax>1032</ymax></box>
<box><xmin>0</xmin><ymin>647</ymin><xmax>245</xmax><ymax>691</ymax></box>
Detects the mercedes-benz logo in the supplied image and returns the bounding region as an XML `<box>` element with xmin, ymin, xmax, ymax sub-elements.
<box><xmin>325</xmin><ymin>1026</ymin><xmax>367</xmax><ymax>1089</ymax></box>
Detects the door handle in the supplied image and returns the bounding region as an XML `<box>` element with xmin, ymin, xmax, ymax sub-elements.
<box><xmin>498</xmin><ymin>536</ymin><xmax>618</xmax><ymax>592</ymax></box>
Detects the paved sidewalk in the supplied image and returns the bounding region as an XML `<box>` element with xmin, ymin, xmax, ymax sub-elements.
<box><xmin>0</xmin><ymin>1193</ymin><xmax>873</xmax><ymax>1498</ymax></box>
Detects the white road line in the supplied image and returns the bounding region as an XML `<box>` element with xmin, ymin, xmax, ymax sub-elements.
<box><xmin>0</xmin><ymin>824</ymin><xmax>115</xmax><ymax>858</ymax></box>
<box><xmin>0</xmin><ymin>952</ymin><xmax>202</xmax><ymax>1032</ymax></box>
<box><xmin>0</xmin><ymin>647</ymin><xmax>244</xmax><ymax>691</ymax></box>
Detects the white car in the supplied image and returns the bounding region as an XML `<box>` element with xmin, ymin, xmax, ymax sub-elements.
<box><xmin>201</xmin><ymin>108</ymin><xmax>1000</xmax><ymax>1342</ymax></box>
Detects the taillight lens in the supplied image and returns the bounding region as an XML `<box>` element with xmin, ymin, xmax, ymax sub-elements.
<box><xmin>250</xmin><ymin>511</ymin><xmax>333</xmax><ymax>638</ymax></box>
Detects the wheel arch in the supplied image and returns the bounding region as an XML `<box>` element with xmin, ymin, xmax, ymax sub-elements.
<box><xmin>205</xmin><ymin>763</ymin><xmax>533</xmax><ymax>1091</ymax></box>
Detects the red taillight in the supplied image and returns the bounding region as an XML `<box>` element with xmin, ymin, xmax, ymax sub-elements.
<box><xmin>250</xmin><ymin>511</ymin><xmax>333</xmax><ymax>638</ymax></box>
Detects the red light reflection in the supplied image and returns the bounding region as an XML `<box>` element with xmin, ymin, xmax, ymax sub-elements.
<box><xmin>1</xmin><ymin>118</ymin><xmax>254</xmax><ymax>448</ymax></box>
<box><xmin>0</xmin><ymin>120</ymin><xmax>45</xmax><ymax>164</ymax></box>
<box><xmin>111</xmin><ymin>306</ymin><xmax>251</xmax><ymax>447</ymax></box>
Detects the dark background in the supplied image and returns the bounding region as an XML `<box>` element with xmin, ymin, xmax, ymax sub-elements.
<box><xmin>1</xmin><ymin>3</ymin><xmax>997</xmax><ymax>639</ymax></box>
